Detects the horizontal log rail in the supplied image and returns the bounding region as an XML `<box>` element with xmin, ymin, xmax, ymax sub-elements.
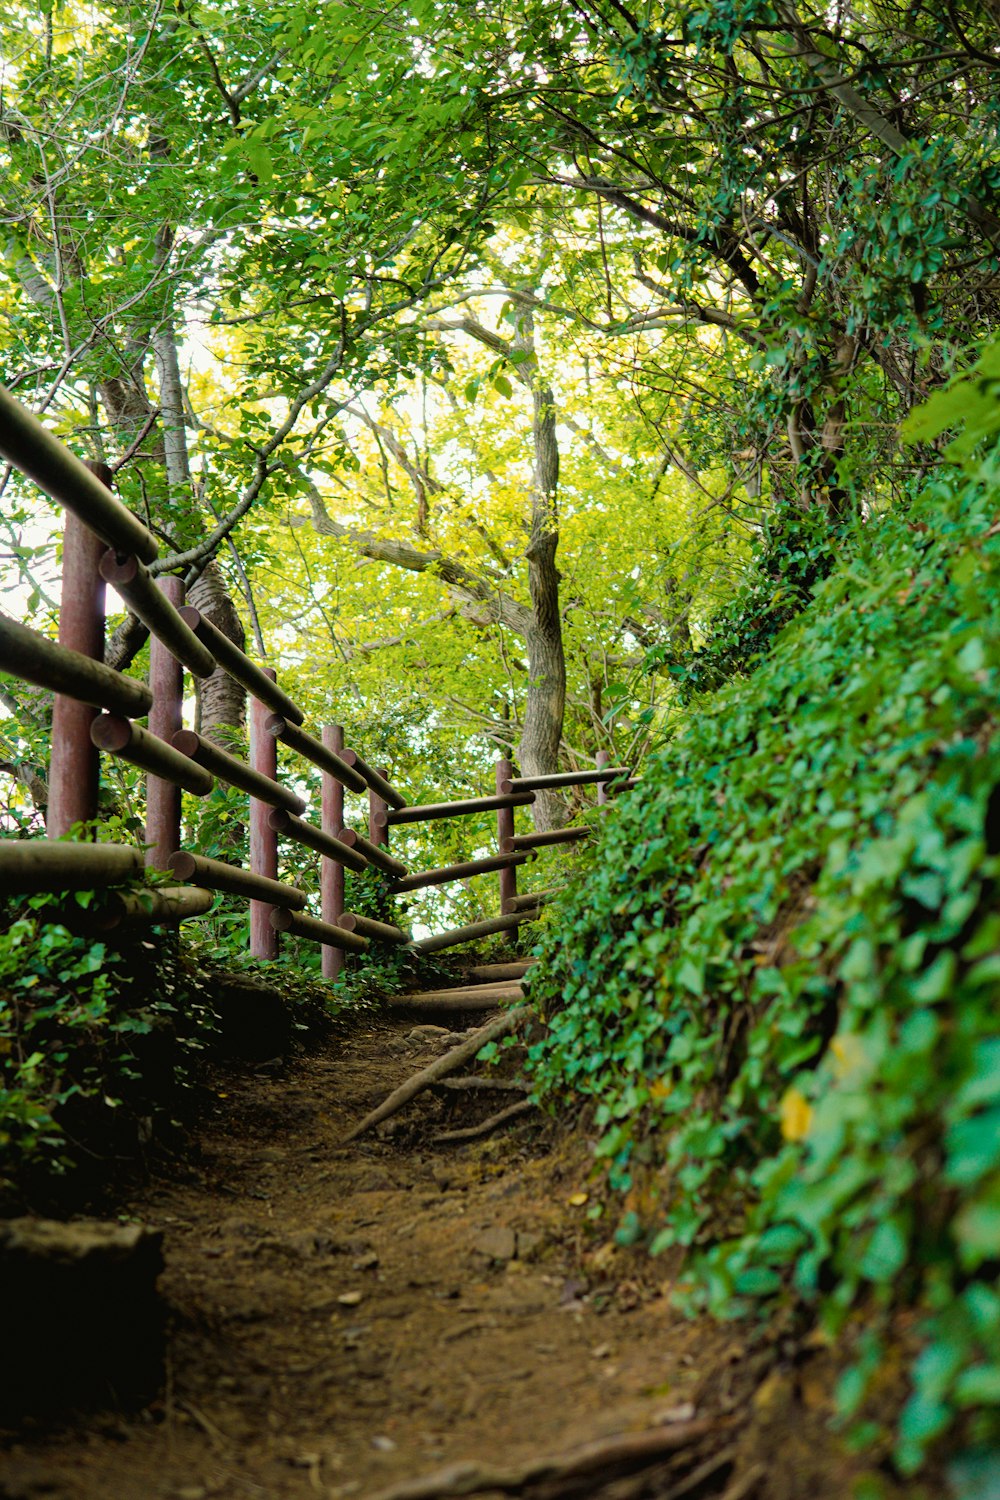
<box><xmin>503</xmin><ymin>889</ymin><xmax>555</xmax><ymax>913</ymax></box>
<box><xmin>335</xmin><ymin>827</ymin><xmax>407</xmax><ymax>878</ymax></box>
<box><xmin>612</xmin><ymin>777</ymin><xmax>640</xmax><ymax>791</ymax></box>
<box><xmin>383</xmin><ymin>791</ymin><xmax>535</xmax><ymax>827</ymax></box>
<box><xmin>99</xmin><ymin>552</ymin><xmax>216</xmax><ymax>678</ymax></box>
<box><xmin>409</xmin><ymin>910</ymin><xmax>535</xmax><ymax>954</ymax></box>
<box><xmin>178</xmin><ymin>608</ymin><xmax>304</xmax><ymax>725</ymax></box>
<box><xmin>0</xmin><ymin>610</ymin><xmax>153</xmax><ymax>718</ymax></box>
<box><xmin>264</xmin><ymin>715</ymin><xmax>367</xmax><ymax>793</ymax></box>
<box><xmin>0</xmin><ymin>384</ymin><xmax>158</xmax><ymax>563</ymax></box>
<box><xmin>269</xmin><ymin>906</ymin><xmax>370</xmax><ymax>954</ymax></box>
<box><xmin>169</xmin><ymin>850</ymin><xmax>307</xmax><ymax>909</ymax></box>
<box><xmin>112</xmin><ymin>885</ymin><xmax>214</xmax><ymax>927</ymax></box>
<box><xmin>51</xmin><ymin>883</ymin><xmax>215</xmax><ymax>934</ymax></box>
<box><xmin>90</xmin><ymin>715</ymin><xmax>214</xmax><ymax>796</ymax></box>
<box><xmin>501</xmin><ymin>767</ymin><xmax>629</xmax><ymax>793</ymax></box>
<box><xmin>266</xmin><ymin>807</ymin><xmax>370</xmax><ymax>873</ymax></box>
<box><xmin>171</xmin><ymin>730</ymin><xmax>305</xmax><ymax>814</ymax></box>
<box><xmin>391</xmin><ymin>849</ymin><xmax>530</xmax><ymax>894</ymax></box>
<box><xmin>0</xmin><ymin>840</ymin><xmax>144</xmax><ymax>894</ymax></box>
<box><xmin>0</xmin><ymin>379</ymin><xmax>653</xmax><ymax>969</ymax></box>
<box><xmin>501</xmin><ymin>826</ymin><xmax>589</xmax><ymax>852</ymax></box>
<box><xmin>338</xmin><ymin>911</ymin><xmax>409</xmax><ymax>945</ymax></box>
<box><xmin>340</xmin><ymin>749</ymin><xmax>406</xmax><ymax>810</ymax></box>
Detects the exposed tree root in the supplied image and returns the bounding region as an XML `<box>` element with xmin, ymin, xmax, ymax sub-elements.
<box><xmin>429</xmin><ymin>1098</ymin><xmax>537</xmax><ymax>1144</ymax></box>
<box><xmin>433</xmin><ymin>1076</ymin><xmax>530</xmax><ymax>1093</ymax></box>
<box><xmin>341</xmin><ymin>1006</ymin><xmax>529</xmax><ymax>1143</ymax></box>
<box><xmin>360</xmin><ymin>1421</ymin><xmax>720</xmax><ymax>1500</ymax></box>
<box><xmin>718</xmin><ymin>1464</ymin><xmax>766</xmax><ymax>1500</ymax></box>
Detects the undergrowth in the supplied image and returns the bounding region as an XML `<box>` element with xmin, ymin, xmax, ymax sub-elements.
<box><xmin>528</xmin><ymin>351</ymin><xmax>1000</xmax><ymax>1481</ymax></box>
<box><xmin>0</xmin><ymin>905</ymin><xmax>219</xmax><ymax>1209</ymax></box>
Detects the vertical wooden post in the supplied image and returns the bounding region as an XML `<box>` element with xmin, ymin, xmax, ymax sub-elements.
<box><xmin>321</xmin><ymin>724</ymin><xmax>345</xmax><ymax>981</ymax></box>
<box><xmin>145</xmin><ymin>576</ymin><xmax>184</xmax><ymax>869</ymax></box>
<box><xmin>596</xmin><ymin>749</ymin><xmax>610</xmax><ymax>807</ymax></box>
<box><xmin>47</xmin><ymin>464</ymin><xmax>109</xmax><ymax>838</ymax></box>
<box><xmin>496</xmin><ymin>758</ymin><xmax>517</xmax><ymax>912</ymax></box>
<box><xmin>249</xmin><ymin>670</ymin><xmax>278</xmax><ymax>960</ymax></box>
<box><xmin>369</xmin><ymin>770</ymin><xmax>389</xmax><ymax>849</ymax></box>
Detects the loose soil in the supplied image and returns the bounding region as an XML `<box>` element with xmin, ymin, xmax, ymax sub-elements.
<box><xmin>0</xmin><ymin>1015</ymin><xmax>915</xmax><ymax>1500</ymax></box>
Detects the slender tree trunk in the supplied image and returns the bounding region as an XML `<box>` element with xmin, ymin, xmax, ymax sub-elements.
<box><xmin>517</xmin><ymin>313</ymin><xmax>566</xmax><ymax>831</ymax></box>
<box><xmin>153</xmin><ymin>299</ymin><xmax>247</xmax><ymax>743</ymax></box>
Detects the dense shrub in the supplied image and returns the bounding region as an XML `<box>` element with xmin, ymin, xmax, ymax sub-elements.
<box><xmin>528</xmin><ymin>358</ymin><xmax>1000</xmax><ymax>1475</ymax></box>
<box><xmin>0</xmin><ymin>907</ymin><xmax>219</xmax><ymax>1206</ymax></box>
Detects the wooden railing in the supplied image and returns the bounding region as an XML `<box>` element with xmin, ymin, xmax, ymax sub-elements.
<box><xmin>0</xmin><ymin>383</ymin><xmax>635</xmax><ymax>973</ymax></box>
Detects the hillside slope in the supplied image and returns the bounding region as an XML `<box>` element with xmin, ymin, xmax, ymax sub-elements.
<box><xmin>529</xmin><ymin>435</ymin><xmax>1000</xmax><ymax>1480</ymax></box>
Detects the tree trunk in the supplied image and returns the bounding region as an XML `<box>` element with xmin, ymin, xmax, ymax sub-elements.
<box><xmin>153</xmin><ymin>302</ymin><xmax>247</xmax><ymax>745</ymax></box>
<box><xmin>187</xmin><ymin>560</ymin><xmax>247</xmax><ymax>745</ymax></box>
<box><xmin>517</xmin><ymin>313</ymin><xmax>566</xmax><ymax>831</ymax></box>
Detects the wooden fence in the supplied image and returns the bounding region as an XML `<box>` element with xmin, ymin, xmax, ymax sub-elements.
<box><xmin>0</xmin><ymin>383</ymin><xmax>634</xmax><ymax>974</ymax></box>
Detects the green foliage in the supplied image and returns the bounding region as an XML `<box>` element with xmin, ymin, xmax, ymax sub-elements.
<box><xmin>652</xmin><ymin>503</ymin><xmax>842</xmax><ymax>700</ymax></box>
<box><xmin>0</xmin><ymin>903</ymin><xmax>218</xmax><ymax>1205</ymax></box>
<box><xmin>528</xmin><ymin>357</ymin><xmax>1000</xmax><ymax>1474</ymax></box>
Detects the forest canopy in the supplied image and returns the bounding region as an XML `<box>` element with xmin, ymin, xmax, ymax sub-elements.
<box><xmin>3</xmin><ymin>0</ymin><xmax>998</xmax><ymax>836</ymax></box>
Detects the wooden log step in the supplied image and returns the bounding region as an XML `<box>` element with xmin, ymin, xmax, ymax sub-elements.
<box><xmin>462</xmin><ymin>960</ymin><xmax>537</xmax><ymax>981</ymax></box>
<box><xmin>385</xmin><ymin>982</ymin><xmax>524</xmax><ymax>1012</ymax></box>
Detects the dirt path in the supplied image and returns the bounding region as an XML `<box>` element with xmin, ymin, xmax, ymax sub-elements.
<box><xmin>0</xmin><ymin>1016</ymin><xmax>901</xmax><ymax>1500</ymax></box>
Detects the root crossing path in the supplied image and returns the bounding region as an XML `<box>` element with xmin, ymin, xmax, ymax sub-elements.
<box><xmin>2</xmin><ymin>1013</ymin><xmax>875</xmax><ymax>1500</ymax></box>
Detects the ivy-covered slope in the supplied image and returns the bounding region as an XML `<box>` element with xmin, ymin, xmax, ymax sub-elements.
<box><xmin>528</xmin><ymin>467</ymin><xmax>1000</xmax><ymax>1475</ymax></box>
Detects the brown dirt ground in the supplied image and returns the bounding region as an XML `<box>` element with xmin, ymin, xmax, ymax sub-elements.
<box><xmin>0</xmin><ymin>1015</ymin><xmax>921</xmax><ymax>1500</ymax></box>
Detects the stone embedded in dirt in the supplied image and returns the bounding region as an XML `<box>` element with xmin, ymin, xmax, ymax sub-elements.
<box><xmin>654</xmin><ymin>1402</ymin><xmax>697</xmax><ymax>1424</ymax></box>
<box><xmin>471</xmin><ymin>1225</ymin><xmax>517</xmax><ymax>1261</ymax></box>
<box><xmin>285</xmin><ymin>1229</ymin><xmax>338</xmax><ymax>1258</ymax></box>
<box><xmin>516</xmin><ymin>1230</ymin><xmax>543</xmax><ymax>1260</ymax></box>
<box><xmin>406</xmin><ymin>1025</ymin><xmax>450</xmax><ymax>1042</ymax></box>
<box><xmin>352</xmin><ymin>1251</ymin><xmax>380</xmax><ymax>1271</ymax></box>
<box><xmin>337</xmin><ymin>1290</ymin><xmax>365</xmax><ymax>1306</ymax></box>
<box><xmin>0</xmin><ymin>1217</ymin><xmax>164</xmax><ymax>1417</ymax></box>
<box><xmin>371</xmin><ymin>1435</ymin><xmax>397</xmax><ymax>1452</ymax></box>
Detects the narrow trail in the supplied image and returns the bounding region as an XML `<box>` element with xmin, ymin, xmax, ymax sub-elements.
<box><xmin>1</xmin><ymin>1008</ymin><xmax>876</xmax><ymax>1500</ymax></box>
